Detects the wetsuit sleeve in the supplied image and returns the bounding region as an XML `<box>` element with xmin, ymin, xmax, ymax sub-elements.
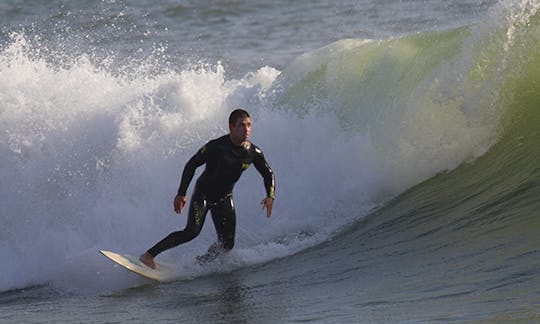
<box><xmin>177</xmin><ymin>145</ymin><xmax>208</xmax><ymax>196</ymax></box>
<box><xmin>253</xmin><ymin>148</ymin><xmax>275</xmax><ymax>199</ymax></box>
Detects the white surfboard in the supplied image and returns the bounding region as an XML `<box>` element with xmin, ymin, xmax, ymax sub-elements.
<box><xmin>100</xmin><ymin>250</ymin><xmax>175</xmax><ymax>282</ymax></box>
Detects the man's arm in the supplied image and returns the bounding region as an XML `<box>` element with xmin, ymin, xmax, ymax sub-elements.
<box><xmin>253</xmin><ymin>148</ymin><xmax>275</xmax><ymax>217</ymax></box>
<box><xmin>174</xmin><ymin>145</ymin><xmax>208</xmax><ymax>214</ymax></box>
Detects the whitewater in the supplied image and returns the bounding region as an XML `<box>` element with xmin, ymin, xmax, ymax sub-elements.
<box><xmin>2</xmin><ymin>0</ymin><xmax>540</xmax><ymax>322</ymax></box>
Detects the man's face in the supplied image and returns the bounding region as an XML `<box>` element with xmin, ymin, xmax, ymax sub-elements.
<box><xmin>229</xmin><ymin>116</ymin><xmax>252</xmax><ymax>145</ymax></box>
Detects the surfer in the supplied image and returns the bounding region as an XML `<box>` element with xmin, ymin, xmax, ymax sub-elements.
<box><xmin>139</xmin><ymin>108</ymin><xmax>275</xmax><ymax>269</ymax></box>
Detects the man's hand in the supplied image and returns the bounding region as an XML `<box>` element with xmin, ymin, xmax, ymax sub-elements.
<box><xmin>174</xmin><ymin>195</ymin><xmax>187</xmax><ymax>214</ymax></box>
<box><xmin>260</xmin><ymin>197</ymin><xmax>274</xmax><ymax>218</ymax></box>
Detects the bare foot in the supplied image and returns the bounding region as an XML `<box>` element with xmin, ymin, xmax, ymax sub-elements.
<box><xmin>139</xmin><ymin>252</ymin><xmax>156</xmax><ymax>269</ymax></box>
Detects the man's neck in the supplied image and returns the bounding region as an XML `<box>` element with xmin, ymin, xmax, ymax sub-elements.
<box><xmin>229</xmin><ymin>134</ymin><xmax>246</xmax><ymax>147</ymax></box>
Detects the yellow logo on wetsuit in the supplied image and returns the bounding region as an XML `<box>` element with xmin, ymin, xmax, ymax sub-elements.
<box><xmin>242</xmin><ymin>163</ymin><xmax>250</xmax><ymax>170</ymax></box>
<box><xmin>193</xmin><ymin>201</ymin><xmax>201</xmax><ymax>225</ymax></box>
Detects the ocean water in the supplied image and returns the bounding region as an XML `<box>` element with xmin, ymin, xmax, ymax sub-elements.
<box><xmin>2</xmin><ymin>0</ymin><xmax>540</xmax><ymax>322</ymax></box>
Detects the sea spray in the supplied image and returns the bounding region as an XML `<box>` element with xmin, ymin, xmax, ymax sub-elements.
<box><xmin>0</xmin><ymin>32</ymin><xmax>368</xmax><ymax>291</ymax></box>
<box><xmin>2</xmin><ymin>0</ymin><xmax>538</xmax><ymax>292</ymax></box>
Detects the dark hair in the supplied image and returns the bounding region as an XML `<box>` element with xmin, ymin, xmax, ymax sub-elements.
<box><xmin>229</xmin><ymin>108</ymin><xmax>251</xmax><ymax>125</ymax></box>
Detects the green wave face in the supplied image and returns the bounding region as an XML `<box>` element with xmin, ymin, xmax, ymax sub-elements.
<box><xmin>274</xmin><ymin>1</ymin><xmax>540</xmax><ymax>196</ymax></box>
<box><xmin>279</xmin><ymin>3</ymin><xmax>540</xmax><ymax>315</ymax></box>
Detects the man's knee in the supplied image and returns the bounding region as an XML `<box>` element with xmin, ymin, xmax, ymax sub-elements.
<box><xmin>183</xmin><ymin>225</ymin><xmax>202</xmax><ymax>241</ymax></box>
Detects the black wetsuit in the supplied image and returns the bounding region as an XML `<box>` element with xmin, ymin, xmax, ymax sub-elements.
<box><xmin>147</xmin><ymin>135</ymin><xmax>275</xmax><ymax>259</ymax></box>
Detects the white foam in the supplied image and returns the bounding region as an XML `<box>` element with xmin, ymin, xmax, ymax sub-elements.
<box><xmin>0</xmin><ymin>26</ymin><xmax>504</xmax><ymax>293</ymax></box>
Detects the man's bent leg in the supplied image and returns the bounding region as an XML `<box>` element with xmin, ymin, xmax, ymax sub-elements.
<box><xmin>195</xmin><ymin>197</ymin><xmax>236</xmax><ymax>265</ymax></box>
<box><xmin>209</xmin><ymin>196</ymin><xmax>237</xmax><ymax>253</ymax></box>
<box><xmin>140</xmin><ymin>193</ymin><xmax>208</xmax><ymax>268</ymax></box>
<box><xmin>212</xmin><ymin>196</ymin><xmax>236</xmax><ymax>251</ymax></box>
